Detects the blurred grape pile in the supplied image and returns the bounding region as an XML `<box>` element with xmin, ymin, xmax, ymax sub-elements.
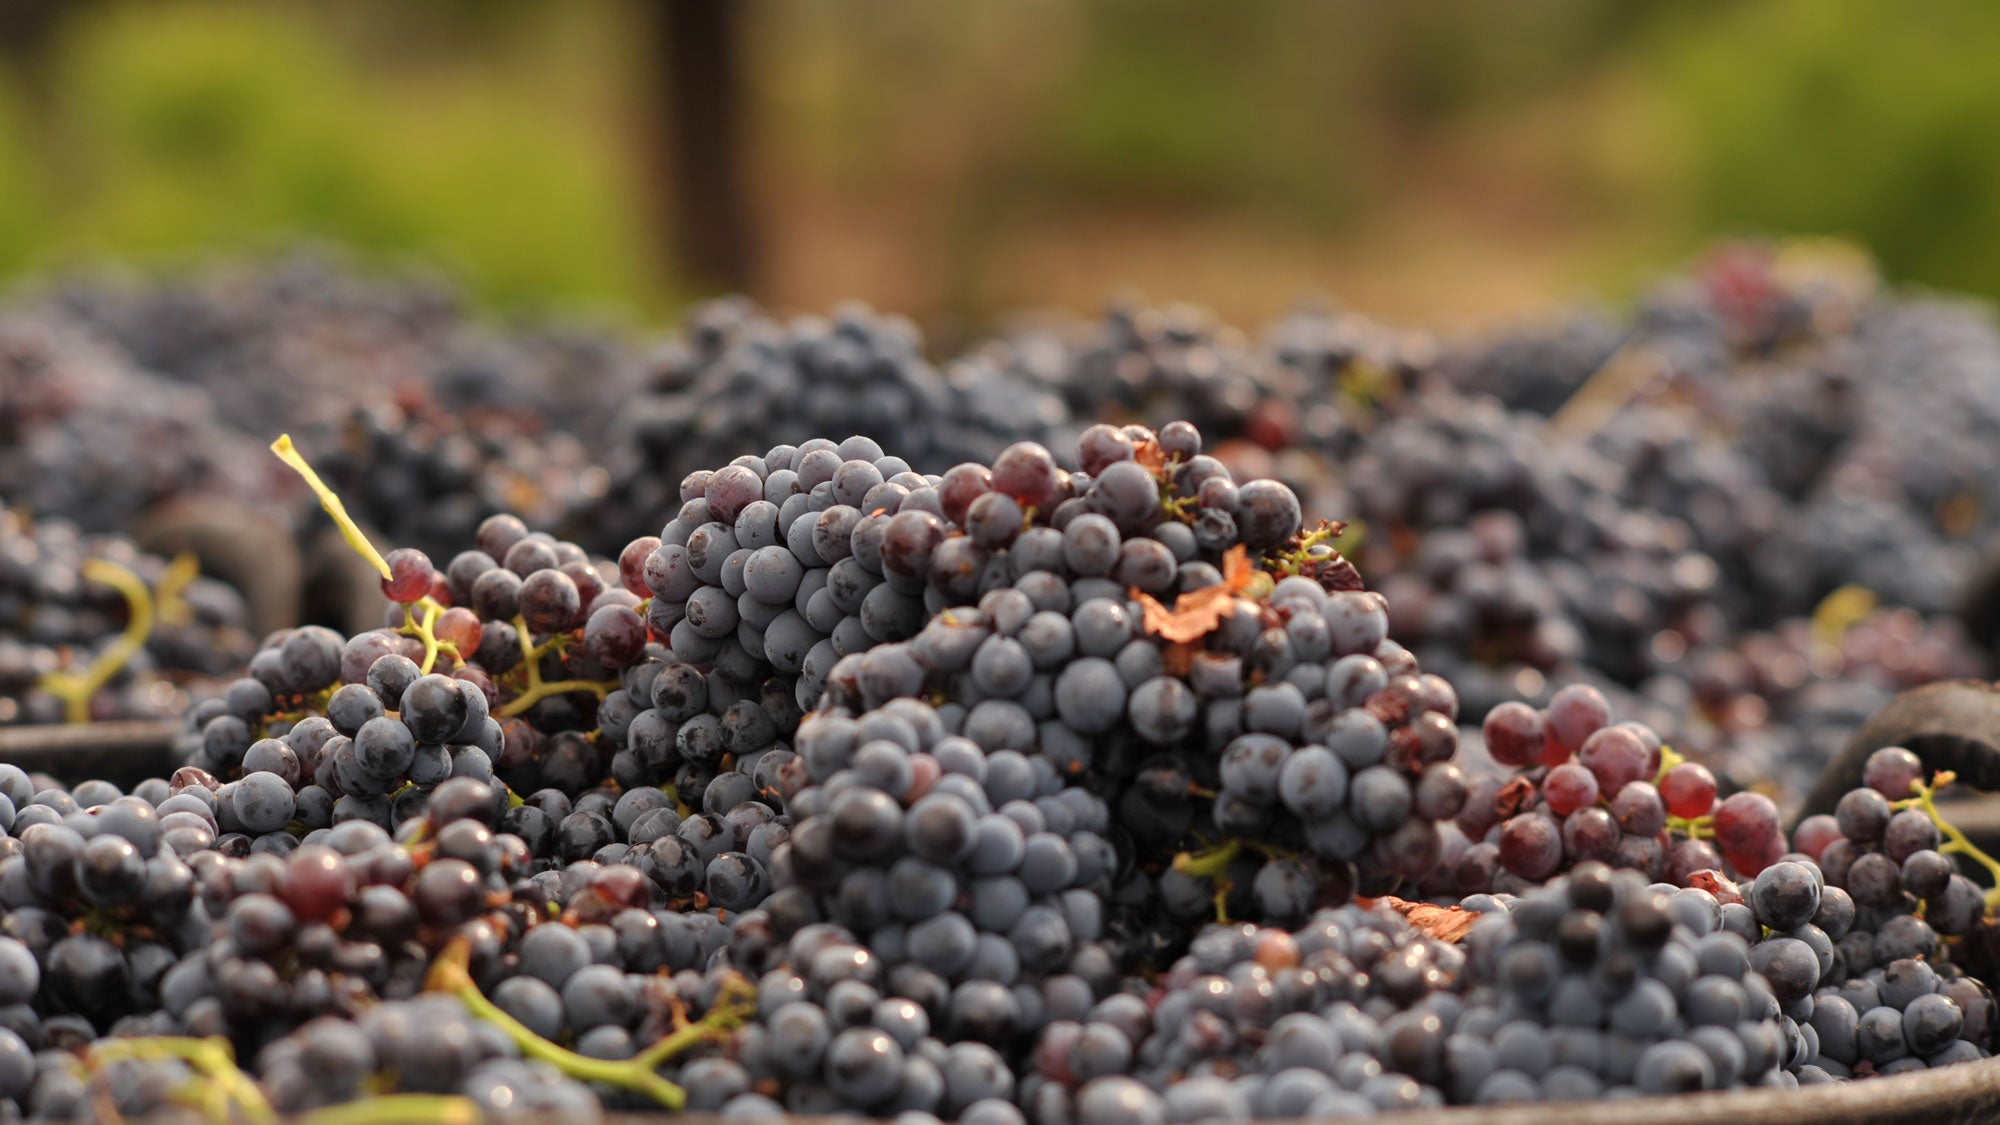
<box><xmin>4</xmin><ymin>242</ymin><xmax>2000</xmax><ymax>1121</ymax></box>
<box><xmin>0</xmin><ymin>241</ymin><xmax>1993</xmax><ymax>809</ymax></box>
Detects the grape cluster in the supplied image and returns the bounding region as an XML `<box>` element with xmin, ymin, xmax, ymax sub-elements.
<box><xmin>0</xmin><ymin>501</ymin><xmax>256</xmax><ymax>725</ymax></box>
<box><xmin>1019</xmin><ymin>907</ymin><xmax>1466</xmax><ymax>1121</ymax></box>
<box><xmin>1458</xmin><ymin>863</ymin><xmax>1832</xmax><ymax>1099</ymax></box>
<box><xmin>578</xmin><ymin>301</ymin><xmax>1071</xmax><ymax>550</ymax></box>
<box><xmin>1458</xmin><ymin>682</ymin><xmax>1802</xmax><ymax>896</ymax></box>
<box><xmin>289</xmin><ymin>398</ymin><xmax>605</xmax><ymax>567</ymax></box>
<box><xmin>0</xmin><ymin>317</ymin><xmax>278</xmax><ymax>535</ymax></box>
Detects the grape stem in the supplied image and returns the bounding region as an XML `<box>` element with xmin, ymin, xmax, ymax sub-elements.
<box><xmin>398</xmin><ymin>598</ymin><xmax>461</xmax><ymax>676</ymax></box>
<box><xmin>153</xmin><ymin>551</ymin><xmax>202</xmax><ymax>627</ymax></box>
<box><xmin>1893</xmin><ymin>770</ymin><xmax>2000</xmax><ymax>912</ymax></box>
<box><xmin>1173</xmin><ymin>840</ymin><xmax>1241</xmax><ymax>925</ymax></box>
<box><xmin>87</xmin><ymin>1036</ymin><xmax>276</xmax><ymax>1125</ymax></box>
<box><xmin>272</xmin><ymin>434</ymin><xmax>392</xmax><ymax>581</ymax></box>
<box><xmin>1267</xmin><ymin>520</ymin><xmax>1347</xmax><ymax>577</ymax></box>
<box><xmin>496</xmin><ymin>613</ymin><xmax>615</xmax><ymax>718</ymax></box>
<box><xmin>39</xmin><ymin>559</ymin><xmax>154</xmax><ymax>724</ymax></box>
<box><xmin>425</xmin><ymin>939</ymin><xmax>754</xmax><ymax>1108</ymax></box>
<box><xmin>1667</xmin><ymin>815</ymin><xmax>1715</xmax><ymax>840</ymax></box>
<box><xmin>1653</xmin><ymin>744</ymin><xmax>1686</xmax><ymax>783</ymax></box>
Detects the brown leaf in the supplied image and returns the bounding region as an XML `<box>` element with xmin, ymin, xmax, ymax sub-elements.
<box><xmin>1686</xmin><ymin>869</ymin><xmax>1743</xmax><ymax>905</ymax></box>
<box><xmin>1134</xmin><ymin>585</ymin><xmax>1233</xmax><ymax>645</ymax></box>
<box><xmin>1494</xmin><ymin>776</ymin><xmax>1538</xmax><ymax>820</ymax></box>
<box><xmin>1219</xmin><ymin>544</ymin><xmax>1255</xmax><ymax>593</ymax></box>
<box><xmin>1161</xmin><ymin>641</ymin><xmax>1199</xmax><ymax>678</ymax></box>
<box><xmin>1132</xmin><ymin>546</ymin><xmax>1265</xmax><ymax>645</ymax></box>
<box><xmin>1359</xmin><ymin>896</ymin><xmax>1482</xmax><ymax>943</ymax></box>
<box><xmin>1133</xmin><ymin>438</ymin><xmax>1168</xmax><ymax>475</ymax></box>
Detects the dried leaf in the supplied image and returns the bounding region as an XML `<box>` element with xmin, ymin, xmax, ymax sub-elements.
<box><xmin>1161</xmin><ymin>641</ymin><xmax>1198</xmax><ymax>679</ymax></box>
<box><xmin>1686</xmin><ymin>869</ymin><xmax>1743</xmax><ymax>905</ymax></box>
<box><xmin>1359</xmin><ymin>896</ymin><xmax>1482</xmax><ymax>943</ymax></box>
<box><xmin>1132</xmin><ymin>546</ymin><xmax>1265</xmax><ymax>645</ymax></box>
<box><xmin>1133</xmin><ymin>438</ymin><xmax>1168</xmax><ymax>475</ymax></box>
<box><xmin>1133</xmin><ymin>587</ymin><xmax>1231</xmax><ymax>645</ymax></box>
<box><xmin>1219</xmin><ymin>544</ymin><xmax>1255</xmax><ymax>593</ymax></box>
<box><xmin>1494</xmin><ymin>776</ymin><xmax>1538</xmax><ymax>820</ymax></box>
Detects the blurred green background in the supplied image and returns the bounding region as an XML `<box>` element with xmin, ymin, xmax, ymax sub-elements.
<box><xmin>1</xmin><ymin>0</ymin><xmax>1996</xmax><ymax>334</ymax></box>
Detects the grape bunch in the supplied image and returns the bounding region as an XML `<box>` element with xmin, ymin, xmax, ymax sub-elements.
<box><xmin>0</xmin><ymin>500</ymin><xmax>256</xmax><ymax>725</ymax></box>
<box><xmin>1458</xmin><ymin>683</ymin><xmax>1791</xmax><ymax>894</ymax></box>
<box><xmin>1458</xmin><ymin>862</ymin><xmax>1833</xmax><ymax>1099</ymax></box>
<box><xmin>1017</xmin><ymin>906</ymin><xmax>1467</xmax><ymax>1121</ymax></box>
<box><xmin>578</xmin><ymin>300</ymin><xmax>1071</xmax><ymax>551</ymax></box>
<box><xmin>289</xmin><ymin>398</ymin><xmax>605</xmax><ymax>568</ymax></box>
<box><xmin>0</xmin><ymin>315</ymin><xmax>278</xmax><ymax>536</ymax></box>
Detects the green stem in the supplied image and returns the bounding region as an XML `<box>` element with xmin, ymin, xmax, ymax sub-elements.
<box><xmin>39</xmin><ymin>559</ymin><xmax>155</xmax><ymax>724</ymax></box>
<box><xmin>399</xmin><ymin>598</ymin><xmax>458</xmax><ymax>676</ymax></box>
<box><xmin>1667</xmin><ymin>814</ymin><xmax>1714</xmax><ymax>841</ymax></box>
<box><xmin>633</xmin><ymin>974</ymin><xmax>758</xmax><ymax>1069</ymax></box>
<box><xmin>272</xmin><ymin>434</ymin><xmax>392</xmax><ymax>581</ymax></box>
<box><xmin>88</xmin><ymin>1037</ymin><xmax>275</xmax><ymax>1125</ymax></box>
<box><xmin>1173</xmin><ymin>840</ymin><xmax>1242</xmax><ymax>925</ymax></box>
<box><xmin>1894</xmin><ymin>771</ymin><xmax>2000</xmax><ymax>911</ymax></box>
<box><xmin>427</xmin><ymin>941</ymin><xmax>694</xmax><ymax>1109</ymax></box>
<box><xmin>495</xmin><ymin>614</ymin><xmax>614</xmax><ymax>718</ymax></box>
<box><xmin>497</xmin><ymin>678</ymin><xmax>616</xmax><ymax>719</ymax></box>
<box><xmin>153</xmin><ymin>551</ymin><xmax>201</xmax><ymax>628</ymax></box>
<box><xmin>1653</xmin><ymin>744</ymin><xmax>1687</xmax><ymax>785</ymax></box>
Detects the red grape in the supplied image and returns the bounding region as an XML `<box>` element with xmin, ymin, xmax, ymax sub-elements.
<box><xmin>1666</xmin><ymin>837</ymin><xmax>1725</xmax><ymax>886</ymax></box>
<box><xmin>584</xmin><ymin>604</ymin><xmax>648</xmax><ymax>668</ymax></box>
<box><xmin>703</xmin><ymin>464</ymin><xmax>762</xmax><ymax>523</ymax></box>
<box><xmin>1578</xmin><ymin>726</ymin><xmax>1649</xmax><ymax>795</ymax></box>
<box><xmin>1561</xmin><ymin>807</ymin><xmax>1619</xmax><ymax>864</ymax></box>
<box><xmin>278</xmin><ymin>845</ymin><xmax>355</xmax><ymax>923</ymax></box>
<box><xmin>1078</xmin><ymin>423</ymin><xmax>1136</xmax><ymax>476</ymax></box>
<box><xmin>381</xmin><ymin>548</ymin><xmax>435</xmax><ymax>603</ymax></box>
<box><xmin>990</xmin><ymin>442</ymin><xmax>1062</xmax><ymax>513</ymax></box>
<box><xmin>1544</xmin><ymin>684</ymin><xmax>1611</xmax><ymax>760</ymax></box>
<box><xmin>1863</xmin><ymin>746</ymin><xmax>1924</xmax><ymax>799</ymax></box>
<box><xmin>618</xmin><ymin>536</ymin><xmax>661</xmax><ymax>596</ymax></box>
<box><xmin>1483</xmin><ymin>701</ymin><xmax>1546</xmax><ymax>768</ymax></box>
<box><xmin>1543</xmin><ymin>763</ymin><xmax>1599</xmax><ymax>816</ymax></box>
<box><xmin>1714</xmin><ymin>791</ymin><xmax>1783</xmax><ymax>876</ymax></box>
<box><xmin>435</xmin><ymin>607</ymin><xmax>483</xmax><ymax>657</ymax></box>
<box><xmin>1658</xmin><ymin>762</ymin><xmax>1717</xmax><ymax>819</ymax></box>
<box><xmin>1498</xmin><ymin>812</ymin><xmax>1563</xmax><ymax>880</ymax></box>
<box><xmin>1791</xmin><ymin>814</ymin><xmax>1842</xmax><ymax>860</ymax></box>
<box><xmin>1609</xmin><ymin>782</ymin><xmax>1666</xmax><ymax>836</ymax></box>
<box><xmin>938</xmin><ymin>463</ymin><xmax>993</xmax><ymax>526</ymax></box>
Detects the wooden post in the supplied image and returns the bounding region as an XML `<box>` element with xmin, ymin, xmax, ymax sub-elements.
<box><xmin>648</xmin><ymin>0</ymin><xmax>756</xmax><ymax>296</ymax></box>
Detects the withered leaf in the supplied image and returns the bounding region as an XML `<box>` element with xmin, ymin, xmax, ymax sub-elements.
<box><xmin>1132</xmin><ymin>546</ymin><xmax>1260</xmax><ymax>644</ymax></box>
<box><xmin>1686</xmin><ymin>869</ymin><xmax>1743</xmax><ymax>905</ymax></box>
<box><xmin>1359</xmin><ymin>896</ymin><xmax>1482</xmax><ymax>943</ymax></box>
<box><xmin>1494</xmin><ymin>776</ymin><xmax>1538</xmax><ymax>820</ymax></box>
<box><xmin>1133</xmin><ymin>438</ymin><xmax>1168</xmax><ymax>475</ymax></box>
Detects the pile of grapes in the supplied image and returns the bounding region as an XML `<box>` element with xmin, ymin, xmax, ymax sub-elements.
<box><xmin>0</xmin><ymin>402</ymin><xmax>1996</xmax><ymax>1125</ymax></box>
<box><xmin>11</xmin><ymin>246</ymin><xmax>2000</xmax><ymax>811</ymax></box>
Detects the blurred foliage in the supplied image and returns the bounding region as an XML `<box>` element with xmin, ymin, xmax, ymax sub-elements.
<box><xmin>1</xmin><ymin>1</ymin><xmax>654</xmax><ymax>314</ymax></box>
<box><xmin>0</xmin><ymin>0</ymin><xmax>1999</xmax><ymax>322</ymax></box>
<box><xmin>1644</xmin><ymin>0</ymin><xmax>2000</xmax><ymax>300</ymax></box>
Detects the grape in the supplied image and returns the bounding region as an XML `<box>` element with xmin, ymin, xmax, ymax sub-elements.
<box><xmin>1497</xmin><ymin>814</ymin><xmax>1563</xmax><ymax>881</ymax></box>
<box><xmin>1863</xmin><ymin>746</ymin><xmax>1925</xmax><ymax>799</ymax></box>
<box><xmin>381</xmin><ymin>548</ymin><xmax>436</xmax><ymax>604</ymax></box>
<box><xmin>1541</xmin><ymin>763</ymin><xmax>1598</xmax><ymax>816</ymax></box>
<box><xmin>1543</xmin><ymin>685</ymin><xmax>1610</xmax><ymax>760</ymax></box>
<box><xmin>1482</xmin><ymin>702</ymin><xmax>1546</xmax><ymax>768</ymax></box>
